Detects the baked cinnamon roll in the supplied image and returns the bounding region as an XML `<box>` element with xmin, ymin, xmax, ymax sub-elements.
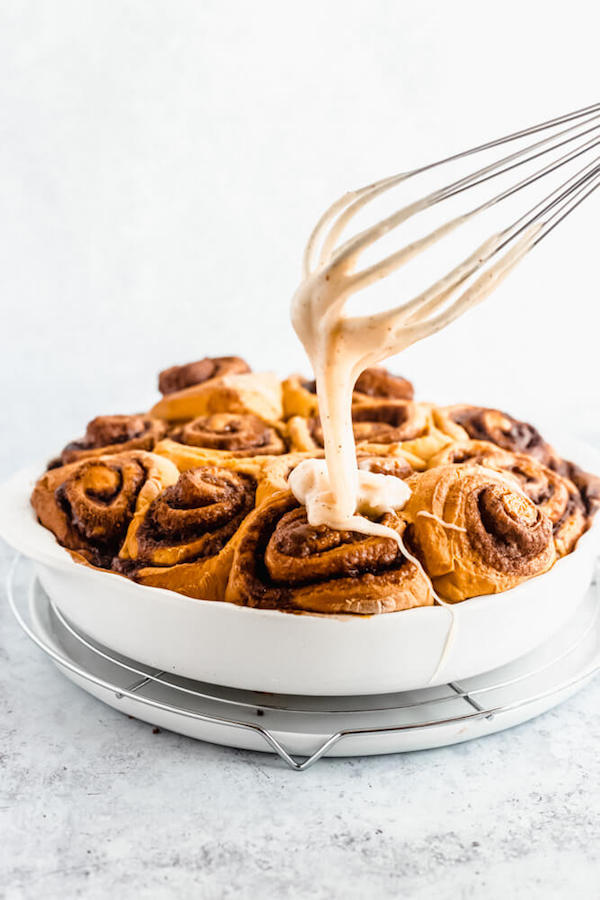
<box><xmin>550</xmin><ymin>457</ymin><xmax>600</xmax><ymax>515</ymax></box>
<box><xmin>52</xmin><ymin>415</ymin><xmax>167</xmax><ymax>467</ymax></box>
<box><xmin>357</xmin><ymin>454</ymin><xmax>415</xmax><ymax>480</ymax></box>
<box><xmin>281</xmin><ymin>375</ymin><xmax>320</xmax><ymax>419</ymax></box>
<box><xmin>403</xmin><ymin>464</ymin><xmax>556</xmax><ymax>601</ymax></box>
<box><xmin>158</xmin><ymin>356</ymin><xmax>251</xmax><ymax>395</ymax></box>
<box><xmin>168</xmin><ymin>413</ymin><xmax>287</xmax><ymax>457</ymax></box>
<box><xmin>282</xmin><ymin>367</ymin><xmax>414</xmax><ymax>419</ymax></box>
<box><xmin>31</xmin><ymin>451</ymin><xmax>179</xmax><ymax>568</ymax></box>
<box><xmin>119</xmin><ymin>465</ymin><xmax>259</xmax><ymax>599</ymax></box>
<box><xmin>151</xmin><ymin>438</ymin><xmax>303</xmax><ymax>506</ymax></box>
<box><xmin>428</xmin><ymin>440</ymin><xmax>588</xmax><ymax>556</ymax></box>
<box><xmin>353</xmin><ymin>367</ymin><xmax>414</xmax><ymax>402</ymax></box>
<box><xmin>225</xmin><ymin>491</ymin><xmax>434</xmax><ymax>614</ymax></box>
<box><xmin>434</xmin><ymin>404</ymin><xmax>555</xmax><ymax>466</ymax></box>
<box><xmin>288</xmin><ymin>400</ymin><xmax>446</xmax><ymax>462</ymax></box>
<box><xmin>151</xmin><ymin>356</ymin><xmax>283</xmax><ymax>423</ymax></box>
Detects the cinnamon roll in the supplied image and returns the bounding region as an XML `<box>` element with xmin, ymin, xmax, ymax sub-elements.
<box><xmin>356</xmin><ymin>454</ymin><xmax>415</xmax><ymax>480</ymax></box>
<box><xmin>281</xmin><ymin>375</ymin><xmax>320</xmax><ymax>419</ymax></box>
<box><xmin>52</xmin><ymin>415</ymin><xmax>167</xmax><ymax>467</ymax></box>
<box><xmin>353</xmin><ymin>367</ymin><xmax>414</xmax><ymax>402</ymax></box>
<box><xmin>282</xmin><ymin>367</ymin><xmax>414</xmax><ymax>419</ymax></box>
<box><xmin>31</xmin><ymin>451</ymin><xmax>179</xmax><ymax>568</ymax></box>
<box><xmin>158</xmin><ymin>356</ymin><xmax>251</xmax><ymax>396</ymax></box>
<box><xmin>402</xmin><ymin>464</ymin><xmax>556</xmax><ymax>601</ymax></box>
<box><xmin>288</xmin><ymin>400</ymin><xmax>446</xmax><ymax>462</ymax></box>
<box><xmin>151</xmin><ymin>356</ymin><xmax>283</xmax><ymax>423</ymax></box>
<box><xmin>225</xmin><ymin>491</ymin><xmax>434</xmax><ymax>614</ymax></box>
<box><xmin>552</xmin><ymin>458</ymin><xmax>600</xmax><ymax>517</ymax></box>
<box><xmin>168</xmin><ymin>413</ymin><xmax>287</xmax><ymax>457</ymax></box>
<box><xmin>428</xmin><ymin>440</ymin><xmax>588</xmax><ymax>556</ymax></box>
<box><xmin>434</xmin><ymin>404</ymin><xmax>555</xmax><ymax>466</ymax></box>
<box><xmin>152</xmin><ymin>438</ymin><xmax>304</xmax><ymax>506</ymax></box>
<box><xmin>119</xmin><ymin>465</ymin><xmax>259</xmax><ymax>599</ymax></box>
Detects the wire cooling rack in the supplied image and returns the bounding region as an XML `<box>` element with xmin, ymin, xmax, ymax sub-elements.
<box><xmin>7</xmin><ymin>555</ymin><xmax>600</xmax><ymax>771</ymax></box>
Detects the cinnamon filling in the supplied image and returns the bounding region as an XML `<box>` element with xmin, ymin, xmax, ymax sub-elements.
<box><xmin>55</xmin><ymin>459</ymin><xmax>147</xmax><ymax>555</ymax></box>
<box><xmin>354</xmin><ymin>367</ymin><xmax>414</xmax><ymax>401</ymax></box>
<box><xmin>264</xmin><ymin>506</ymin><xmax>404</xmax><ymax>585</ymax></box>
<box><xmin>436</xmin><ymin>441</ymin><xmax>584</xmax><ymax>543</ymax></box>
<box><xmin>158</xmin><ymin>356</ymin><xmax>251</xmax><ymax>395</ymax></box>
<box><xmin>170</xmin><ymin>413</ymin><xmax>286</xmax><ymax>455</ymax></box>
<box><xmin>309</xmin><ymin>402</ymin><xmax>424</xmax><ymax>447</ymax></box>
<box><xmin>467</xmin><ymin>486</ymin><xmax>552</xmax><ymax>573</ymax></box>
<box><xmin>452</xmin><ymin>408</ymin><xmax>552</xmax><ymax>463</ymax></box>
<box><xmin>552</xmin><ymin>458</ymin><xmax>600</xmax><ymax>516</ymax></box>
<box><xmin>56</xmin><ymin>415</ymin><xmax>167</xmax><ymax>467</ymax></box>
<box><xmin>135</xmin><ymin>467</ymin><xmax>256</xmax><ymax>560</ymax></box>
<box><xmin>70</xmin><ymin>415</ymin><xmax>152</xmax><ymax>450</ymax></box>
<box><xmin>357</xmin><ymin>455</ymin><xmax>413</xmax><ymax>479</ymax></box>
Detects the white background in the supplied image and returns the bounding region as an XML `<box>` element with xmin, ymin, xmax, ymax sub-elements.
<box><xmin>1</xmin><ymin>0</ymin><xmax>599</xmax><ymax>474</ymax></box>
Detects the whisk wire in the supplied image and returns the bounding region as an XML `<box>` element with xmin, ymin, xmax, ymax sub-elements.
<box><xmin>306</xmin><ymin>102</ymin><xmax>600</xmax><ymax>284</ymax></box>
<box><xmin>295</xmin><ymin>102</ymin><xmax>599</xmax><ymax>380</ymax></box>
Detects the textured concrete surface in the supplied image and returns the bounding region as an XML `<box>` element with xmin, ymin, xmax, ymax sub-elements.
<box><xmin>2</xmin><ymin>539</ymin><xmax>600</xmax><ymax>899</ymax></box>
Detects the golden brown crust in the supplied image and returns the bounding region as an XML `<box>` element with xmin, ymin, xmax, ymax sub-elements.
<box><xmin>225</xmin><ymin>491</ymin><xmax>434</xmax><ymax>614</ymax></box>
<box><xmin>54</xmin><ymin>415</ymin><xmax>168</xmax><ymax>466</ymax></box>
<box><xmin>356</xmin><ymin>454</ymin><xmax>414</xmax><ymax>480</ymax></box>
<box><xmin>168</xmin><ymin>413</ymin><xmax>287</xmax><ymax>457</ymax></box>
<box><xmin>31</xmin><ymin>451</ymin><xmax>179</xmax><ymax>568</ymax></box>
<box><xmin>353</xmin><ymin>368</ymin><xmax>414</xmax><ymax>402</ymax></box>
<box><xmin>288</xmin><ymin>401</ymin><xmax>448</xmax><ymax>463</ymax></box>
<box><xmin>434</xmin><ymin>405</ymin><xmax>555</xmax><ymax>465</ymax></box>
<box><xmin>550</xmin><ymin>458</ymin><xmax>600</xmax><ymax>517</ymax></box>
<box><xmin>33</xmin><ymin>359</ymin><xmax>599</xmax><ymax>614</ymax></box>
<box><xmin>402</xmin><ymin>465</ymin><xmax>556</xmax><ymax>602</ymax></box>
<box><xmin>151</xmin><ymin>371</ymin><xmax>283</xmax><ymax>423</ymax></box>
<box><xmin>119</xmin><ymin>464</ymin><xmax>260</xmax><ymax>600</ymax></box>
<box><xmin>158</xmin><ymin>356</ymin><xmax>251</xmax><ymax>395</ymax></box>
<box><xmin>152</xmin><ymin>439</ymin><xmax>310</xmax><ymax>506</ymax></box>
<box><xmin>281</xmin><ymin>375</ymin><xmax>320</xmax><ymax>419</ymax></box>
<box><xmin>428</xmin><ymin>440</ymin><xmax>588</xmax><ymax>556</ymax></box>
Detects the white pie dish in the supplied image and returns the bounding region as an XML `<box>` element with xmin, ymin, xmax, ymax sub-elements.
<box><xmin>1</xmin><ymin>434</ymin><xmax>599</xmax><ymax>696</ymax></box>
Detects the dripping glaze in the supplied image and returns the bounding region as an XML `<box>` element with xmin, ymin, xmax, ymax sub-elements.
<box><xmin>289</xmin><ymin>200</ymin><xmax>540</xmax><ymax>542</ymax></box>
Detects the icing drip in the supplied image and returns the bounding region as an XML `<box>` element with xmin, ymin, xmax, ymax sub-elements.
<box><xmin>290</xmin><ymin>178</ymin><xmax>540</xmax><ymax>537</ymax></box>
<box><xmin>289</xmin><ymin>458</ymin><xmax>410</xmax><ymax>539</ymax></box>
<box><xmin>416</xmin><ymin>510</ymin><xmax>468</xmax><ymax>532</ymax></box>
<box><xmin>290</xmin><ymin>172</ymin><xmax>540</xmax><ymax>679</ymax></box>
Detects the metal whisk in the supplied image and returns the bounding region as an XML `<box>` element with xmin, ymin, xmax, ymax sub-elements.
<box><xmin>294</xmin><ymin>102</ymin><xmax>600</xmax><ymax>372</ymax></box>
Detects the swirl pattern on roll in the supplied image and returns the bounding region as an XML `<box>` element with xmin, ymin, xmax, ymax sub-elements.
<box><xmin>428</xmin><ymin>440</ymin><xmax>587</xmax><ymax>555</ymax></box>
<box><xmin>550</xmin><ymin>458</ymin><xmax>600</xmax><ymax>517</ymax></box>
<box><xmin>54</xmin><ymin>415</ymin><xmax>167</xmax><ymax>466</ymax></box>
<box><xmin>353</xmin><ymin>367</ymin><xmax>414</xmax><ymax>401</ymax></box>
<box><xmin>121</xmin><ymin>466</ymin><xmax>257</xmax><ymax>568</ymax></box>
<box><xmin>403</xmin><ymin>464</ymin><xmax>556</xmax><ymax>601</ymax></box>
<box><xmin>158</xmin><ymin>356</ymin><xmax>251</xmax><ymax>396</ymax></box>
<box><xmin>225</xmin><ymin>491</ymin><xmax>433</xmax><ymax>614</ymax></box>
<box><xmin>31</xmin><ymin>451</ymin><xmax>179</xmax><ymax>567</ymax></box>
<box><xmin>357</xmin><ymin>454</ymin><xmax>414</xmax><ymax>480</ymax></box>
<box><xmin>301</xmin><ymin>401</ymin><xmax>428</xmax><ymax>448</ymax></box>
<box><xmin>435</xmin><ymin>404</ymin><xmax>554</xmax><ymax>465</ymax></box>
<box><xmin>168</xmin><ymin>413</ymin><xmax>287</xmax><ymax>456</ymax></box>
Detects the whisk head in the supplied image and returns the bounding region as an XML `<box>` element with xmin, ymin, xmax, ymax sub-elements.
<box><xmin>294</xmin><ymin>102</ymin><xmax>600</xmax><ymax>372</ymax></box>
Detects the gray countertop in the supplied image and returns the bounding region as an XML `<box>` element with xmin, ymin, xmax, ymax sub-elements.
<box><xmin>2</xmin><ymin>539</ymin><xmax>600</xmax><ymax>899</ymax></box>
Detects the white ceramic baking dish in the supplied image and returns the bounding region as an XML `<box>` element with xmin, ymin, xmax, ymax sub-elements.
<box><xmin>2</xmin><ymin>434</ymin><xmax>599</xmax><ymax>696</ymax></box>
